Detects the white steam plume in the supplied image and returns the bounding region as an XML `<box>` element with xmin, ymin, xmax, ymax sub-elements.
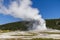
<box><xmin>0</xmin><ymin>0</ymin><xmax>47</xmax><ymax>30</ymax></box>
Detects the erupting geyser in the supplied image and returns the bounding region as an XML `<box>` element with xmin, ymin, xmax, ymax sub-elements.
<box><xmin>0</xmin><ymin>0</ymin><xmax>47</xmax><ymax>30</ymax></box>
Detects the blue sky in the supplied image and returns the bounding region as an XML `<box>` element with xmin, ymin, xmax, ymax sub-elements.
<box><xmin>0</xmin><ymin>0</ymin><xmax>60</xmax><ymax>24</ymax></box>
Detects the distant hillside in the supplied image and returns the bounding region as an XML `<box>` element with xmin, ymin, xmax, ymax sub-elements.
<box><xmin>0</xmin><ymin>19</ymin><xmax>60</xmax><ymax>31</ymax></box>
<box><xmin>46</xmin><ymin>19</ymin><xmax>60</xmax><ymax>30</ymax></box>
<box><xmin>0</xmin><ymin>21</ymin><xmax>33</xmax><ymax>31</ymax></box>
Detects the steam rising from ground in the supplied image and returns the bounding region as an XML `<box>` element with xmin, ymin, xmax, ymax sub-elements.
<box><xmin>0</xmin><ymin>0</ymin><xmax>47</xmax><ymax>30</ymax></box>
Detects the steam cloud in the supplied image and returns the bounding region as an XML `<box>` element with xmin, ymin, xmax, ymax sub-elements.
<box><xmin>0</xmin><ymin>0</ymin><xmax>47</xmax><ymax>30</ymax></box>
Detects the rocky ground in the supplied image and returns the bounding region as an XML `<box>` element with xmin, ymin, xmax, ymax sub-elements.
<box><xmin>0</xmin><ymin>29</ymin><xmax>60</xmax><ymax>40</ymax></box>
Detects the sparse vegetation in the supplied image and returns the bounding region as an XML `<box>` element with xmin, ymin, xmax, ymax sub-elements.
<box><xmin>40</xmin><ymin>32</ymin><xmax>60</xmax><ymax>34</ymax></box>
<box><xmin>32</xmin><ymin>38</ymin><xmax>60</xmax><ymax>40</ymax></box>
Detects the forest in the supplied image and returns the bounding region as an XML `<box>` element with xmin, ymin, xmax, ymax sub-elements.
<box><xmin>0</xmin><ymin>19</ymin><xmax>60</xmax><ymax>31</ymax></box>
